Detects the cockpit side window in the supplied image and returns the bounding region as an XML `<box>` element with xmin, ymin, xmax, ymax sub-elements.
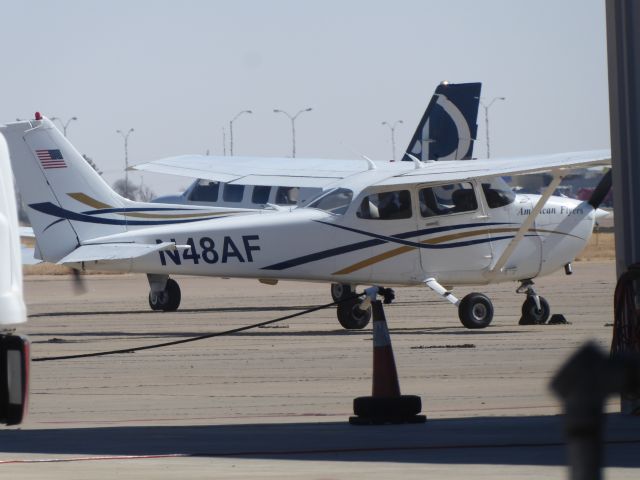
<box><xmin>481</xmin><ymin>177</ymin><xmax>516</xmax><ymax>208</ymax></box>
<box><xmin>307</xmin><ymin>188</ymin><xmax>353</xmax><ymax>215</ymax></box>
<box><xmin>357</xmin><ymin>190</ymin><xmax>412</xmax><ymax>220</ymax></box>
<box><xmin>419</xmin><ymin>182</ymin><xmax>477</xmax><ymax>217</ymax></box>
<box><xmin>188</xmin><ymin>179</ymin><xmax>220</xmax><ymax>202</ymax></box>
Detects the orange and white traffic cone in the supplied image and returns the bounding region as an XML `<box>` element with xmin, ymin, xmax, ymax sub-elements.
<box><xmin>350</xmin><ymin>299</ymin><xmax>426</xmax><ymax>425</ymax></box>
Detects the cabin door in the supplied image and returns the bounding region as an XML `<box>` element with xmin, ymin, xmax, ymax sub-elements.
<box><xmin>416</xmin><ymin>181</ymin><xmax>492</xmax><ymax>283</ymax></box>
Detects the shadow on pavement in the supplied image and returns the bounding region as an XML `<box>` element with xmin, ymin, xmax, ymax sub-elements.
<box><xmin>1</xmin><ymin>414</ymin><xmax>639</xmax><ymax>466</ymax></box>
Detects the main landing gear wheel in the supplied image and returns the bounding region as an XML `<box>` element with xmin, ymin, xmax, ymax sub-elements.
<box><xmin>148</xmin><ymin>278</ymin><xmax>181</xmax><ymax>312</ymax></box>
<box><xmin>331</xmin><ymin>283</ymin><xmax>354</xmax><ymax>302</ymax></box>
<box><xmin>520</xmin><ymin>296</ymin><xmax>550</xmax><ymax>325</ymax></box>
<box><xmin>337</xmin><ymin>297</ymin><xmax>371</xmax><ymax>330</ymax></box>
<box><xmin>458</xmin><ymin>292</ymin><xmax>494</xmax><ymax>329</ymax></box>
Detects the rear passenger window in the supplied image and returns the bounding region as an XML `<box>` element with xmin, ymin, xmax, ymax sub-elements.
<box><xmin>419</xmin><ymin>182</ymin><xmax>477</xmax><ymax>217</ymax></box>
<box><xmin>357</xmin><ymin>190</ymin><xmax>412</xmax><ymax>220</ymax></box>
<box><xmin>251</xmin><ymin>186</ymin><xmax>271</xmax><ymax>204</ymax></box>
<box><xmin>223</xmin><ymin>184</ymin><xmax>245</xmax><ymax>203</ymax></box>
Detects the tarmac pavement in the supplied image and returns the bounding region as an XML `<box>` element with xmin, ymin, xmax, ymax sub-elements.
<box><xmin>1</xmin><ymin>260</ymin><xmax>639</xmax><ymax>479</ymax></box>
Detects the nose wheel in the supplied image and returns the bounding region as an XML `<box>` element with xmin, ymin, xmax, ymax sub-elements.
<box><xmin>517</xmin><ymin>280</ymin><xmax>550</xmax><ymax>325</ymax></box>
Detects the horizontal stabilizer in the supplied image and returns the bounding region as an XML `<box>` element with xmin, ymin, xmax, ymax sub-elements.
<box><xmin>21</xmin><ymin>246</ymin><xmax>42</xmax><ymax>265</ymax></box>
<box><xmin>57</xmin><ymin>242</ymin><xmax>185</xmax><ymax>264</ymax></box>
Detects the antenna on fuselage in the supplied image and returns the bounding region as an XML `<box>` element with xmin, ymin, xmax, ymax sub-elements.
<box><xmin>406</xmin><ymin>153</ymin><xmax>427</xmax><ymax>169</ymax></box>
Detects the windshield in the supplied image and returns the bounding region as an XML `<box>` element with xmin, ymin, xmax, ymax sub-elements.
<box><xmin>306</xmin><ymin>188</ymin><xmax>353</xmax><ymax>215</ymax></box>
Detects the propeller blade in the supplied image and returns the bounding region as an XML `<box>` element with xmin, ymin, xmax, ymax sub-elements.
<box><xmin>588</xmin><ymin>170</ymin><xmax>612</xmax><ymax>209</ymax></box>
<box><xmin>71</xmin><ymin>268</ymin><xmax>87</xmax><ymax>294</ymax></box>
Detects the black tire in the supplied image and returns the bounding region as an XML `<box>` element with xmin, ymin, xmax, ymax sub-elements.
<box><xmin>458</xmin><ymin>292</ymin><xmax>494</xmax><ymax>329</ymax></box>
<box><xmin>336</xmin><ymin>298</ymin><xmax>371</xmax><ymax>329</ymax></box>
<box><xmin>520</xmin><ymin>296</ymin><xmax>550</xmax><ymax>325</ymax></box>
<box><xmin>353</xmin><ymin>395</ymin><xmax>422</xmax><ymax>418</ymax></box>
<box><xmin>148</xmin><ymin>278</ymin><xmax>181</xmax><ymax>312</ymax></box>
<box><xmin>331</xmin><ymin>283</ymin><xmax>354</xmax><ymax>302</ymax></box>
<box><xmin>163</xmin><ymin>278</ymin><xmax>181</xmax><ymax>311</ymax></box>
<box><xmin>148</xmin><ymin>290</ymin><xmax>165</xmax><ymax>310</ymax></box>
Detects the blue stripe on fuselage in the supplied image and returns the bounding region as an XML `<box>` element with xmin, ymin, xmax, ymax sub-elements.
<box><xmin>30</xmin><ymin>202</ymin><xmax>228</xmax><ymax>226</ymax></box>
<box><xmin>261</xmin><ymin>221</ymin><xmax>514</xmax><ymax>271</ymax></box>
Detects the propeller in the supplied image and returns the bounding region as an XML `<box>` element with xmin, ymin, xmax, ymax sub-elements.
<box><xmin>71</xmin><ymin>267</ymin><xmax>87</xmax><ymax>294</ymax></box>
<box><xmin>587</xmin><ymin>169</ymin><xmax>612</xmax><ymax>209</ymax></box>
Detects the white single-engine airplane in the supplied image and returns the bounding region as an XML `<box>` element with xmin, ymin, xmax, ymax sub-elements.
<box><xmin>1</xmin><ymin>112</ymin><xmax>610</xmax><ymax>330</ymax></box>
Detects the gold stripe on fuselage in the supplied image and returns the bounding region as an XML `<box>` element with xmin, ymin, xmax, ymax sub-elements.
<box><xmin>68</xmin><ymin>192</ymin><xmax>112</xmax><ymax>209</ymax></box>
<box><xmin>332</xmin><ymin>226</ymin><xmax>582</xmax><ymax>275</ymax></box>
<box><xmin>68</xmin><ymin>192</ymin><xmax>244</xmax><ymax>219</ymax></box>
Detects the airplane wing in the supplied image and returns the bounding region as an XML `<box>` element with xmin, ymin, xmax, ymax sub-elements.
<box><xmin>132</xmin><ymin>150</ymin><xmax>611</xmax><ymax>189</ymax></box>
<box><xmin>374</xmin><ymin>149</ymin><xmax>611</xmax><ymax>186</ymax></box>
<box><xmin>57</xmin><ymin>242</ymin><xmax>186</xmax><ymax>264</ymax></box>
<box><xmin>131</xmin><ymin>155</ymin><xmax>376</xmax><ymax>188</ymax></box>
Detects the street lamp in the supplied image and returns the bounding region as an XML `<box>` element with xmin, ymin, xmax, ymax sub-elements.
<box><xmin>273</xmin><ymin>107</ymin><xmax>313</xmax><ymax>158</ymax></box>
<box><xmin>381</xmin><ymin>120</ymin><xmax>403</xmax><ymax>161</ymax></box>
<box><xmin>51</xmin><ymin>116</ymin><xmax>78</xmax><ymax>137</ymax></box>
<box><xmin>222</xmin><ymin>126</ymin><xmax>227</xmax><ymax>156</ymax></box>
<box><xmin>116</xmin><ymin>128</ymin><xmax>134</xmax><ymax>199</ymax></box>
<box><xmin>476</xmin><ymin>96</ymin><xmax>506</xmax><ymax>158</ymax></box>
<box><xmin>229</xmin><ymin>110</ymin><xmax>252</xmax><ymax>156</ymax></box>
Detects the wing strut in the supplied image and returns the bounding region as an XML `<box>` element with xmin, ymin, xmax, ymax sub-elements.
<box><xmin>488</xmin><ymin>170</ymin><xmax>564</xmax><ymax>278</ymax></box>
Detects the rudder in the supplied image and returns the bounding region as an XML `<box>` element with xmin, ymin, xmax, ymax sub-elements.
<box><xmin>1</xmin><ymin>116</ymin><xmax>128</xmax><ymax>262</ymax></box>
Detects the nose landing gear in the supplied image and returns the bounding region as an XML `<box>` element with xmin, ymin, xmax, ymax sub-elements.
<box><xmin>517</xmin><ymin>280</ymin><xmax>550</xmax><ymax>325</ymax></box>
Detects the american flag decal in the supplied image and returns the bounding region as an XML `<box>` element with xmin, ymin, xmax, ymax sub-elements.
<box><xmin>36</xmin><ymin>149</ymin><xmax>66</xmax><ymax>169</ymax></box>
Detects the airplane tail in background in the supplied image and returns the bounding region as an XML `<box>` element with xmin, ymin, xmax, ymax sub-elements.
<box><xmin>402</xmin><ymin>82</ymin><xmax>481</xmax><ymax>162</ymax></box>
<box><xmin>0</xmin><ymin>115</ymin><xmax>243</xmax><ymax>263</ymax></box>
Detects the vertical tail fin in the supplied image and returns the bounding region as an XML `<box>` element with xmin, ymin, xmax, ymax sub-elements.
<box><xmin>1</xmin><ymin>116</ymin><xmax>128</xmax><ymax>262</ymax></box>
<box><xmin>402</xmin><ymin>82</ymin><xmax>481</xmax><ymax>162</ymax></box>
<box><xmin>1</xmin><ymin>115</ymin><xmax>233</xmax><ymax>263</ymax></box>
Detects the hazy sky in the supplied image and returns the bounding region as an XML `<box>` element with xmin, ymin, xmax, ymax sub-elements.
<box><xmin>2</xmin><ymin>0</ymin><xmax>609</xmax><ymax>195</ymax></box>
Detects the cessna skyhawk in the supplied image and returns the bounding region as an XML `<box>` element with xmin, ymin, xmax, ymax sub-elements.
<box><xmin>1</xmin><ymin>113</ymin><xmax>609</xmax><ymax>330</ymax></box>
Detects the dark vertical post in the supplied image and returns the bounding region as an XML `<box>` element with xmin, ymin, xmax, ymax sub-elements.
<box><xmin>606</xmin><ymin>0</ymin><xmax>640</xmax><ymax>414</ymax></box>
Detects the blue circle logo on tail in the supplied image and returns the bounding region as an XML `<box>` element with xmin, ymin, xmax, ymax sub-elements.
<box><xmin>402</xmin><ymin>82</ymin><xmax>481</xmax><ymax>162</ymax></box>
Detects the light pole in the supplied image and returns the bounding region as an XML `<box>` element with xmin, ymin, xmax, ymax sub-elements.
<box><xmin>381</xmin><ymin>120</ymin><xmax>403</xmax><ymax>161</ymax></box>
<box><xmin>222</xmin><ymin>126</ymin><xmax>227</xmax><ymax>156</ymax></box>
<box><xmin>229</xmin><ymin>110</ymin><xmax>252</xmax><ymax>156</ymax></box>
<box><xmin>477</xmin><ymin>96</ymin><xmax>506</xmax><ymax>158</ymax></box>
<box><xmin>273</xmin><ymin>107</ymin><xmax>313</xmax><ymax>158</ymax></box>
<box><xmin>116</xmin><ymin>128</ymin><xmax>134</xmax><ymax>199</ymax></box>
<box><xmin>51</xmin><ymin>116</ymin><xmax>78</xmax><ymax>137</ymax></box>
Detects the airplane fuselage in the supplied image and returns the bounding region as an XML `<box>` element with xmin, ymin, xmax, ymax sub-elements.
<box><xmin>81</xmin><ymin>186</ymin><xmax>599</xmax><ymax>288</ymax></box>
